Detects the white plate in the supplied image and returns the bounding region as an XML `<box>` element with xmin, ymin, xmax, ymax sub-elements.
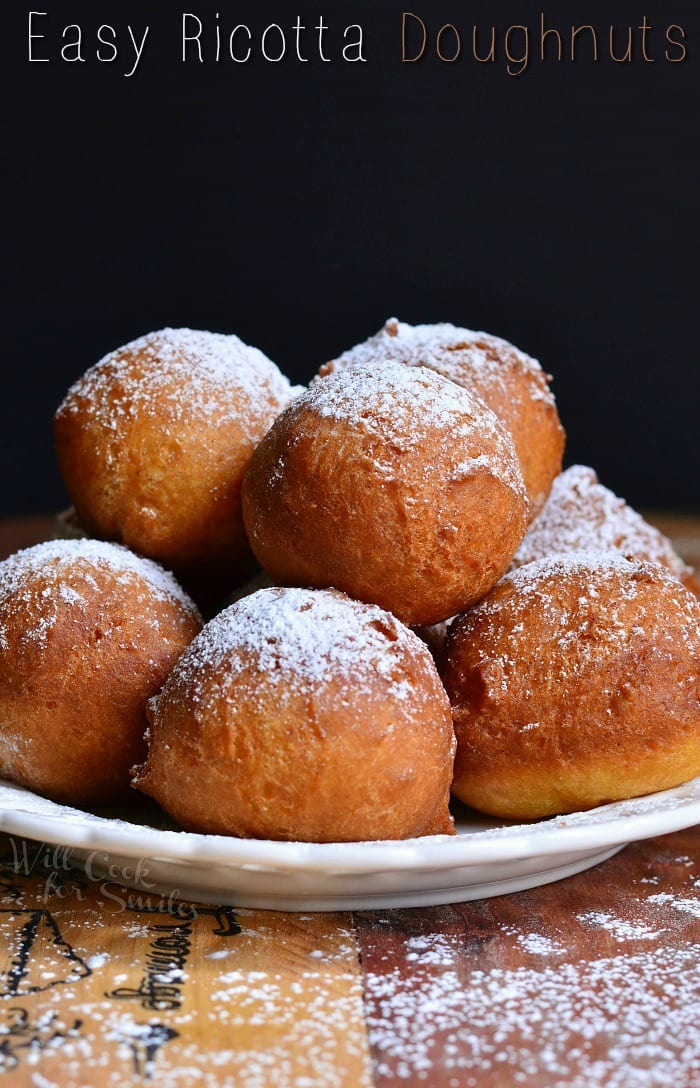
<box><xmin>1</xmin><ymin>777</ymin><xmax>699</xmax><ymax>911</ymax></box>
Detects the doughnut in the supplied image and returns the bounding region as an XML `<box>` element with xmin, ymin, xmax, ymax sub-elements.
<box><xmin>0</xmin><ymin>539</ymin><xmax>202</xmax><ymax>806</ymax></box>
<box><xmin>441</xmin><ymin>551</ymin><xmax>700</xmax><ymax>820</ymax></box>
<box><xmin>242</xmin><ymin>361</ymin><xmax>529</xmax><ymax>626</ymax></box>
<box><xmin>513</xmin><ymin>464</ymin><xmax>699</xmax><ymax>594</ymax></box>
<box><xmin>54</xmin><ymin>328</ymin><xmax>298</xmax><ymax>591</ymax></box>
<box><xmin>133</xmin><ymin>587</ymin><xmax>456</xmax><ymax>842</ymax></box>
<box><xmin>317</xmin><ymin>318</ymin><xmax>565</xmax><ymax>518</ymax></box>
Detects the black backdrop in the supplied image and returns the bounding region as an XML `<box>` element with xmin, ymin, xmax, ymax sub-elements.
<box><xmin>3</xmin><ymin>1</ymin><xmax>698</xmax><ymax>515</ymax></box>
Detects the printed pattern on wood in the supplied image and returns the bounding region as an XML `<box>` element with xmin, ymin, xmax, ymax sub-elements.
<box><xmin>0</xmin><ymin>837</ymin><xmax>372</xmax><ymax>1088</ymax></box>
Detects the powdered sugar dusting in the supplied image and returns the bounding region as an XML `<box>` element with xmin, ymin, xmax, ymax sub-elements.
<box><xmin>364</xmin><ymin>944</ymin><xmax>700</xmax><ymax>1085</ymax></box>
<box><xmin>56</xmin><ymin>327</ymin><xmax>297</xmax><ymax>440</ymax></box>
<box><xmin>320</xmin><ymin>317</ymin><xmax>555</xmax><ymax>408</ymax></box>
<box><xmin>361</xmin><ymin>900</ymin><xmax>700</xmax><ymax>1088</ymax></box>
<box><xmin>647</xmin><ymin>892</ymin><xmax>700</xmax><ymax>919</ymax></box>
<box><xmin>155</xmin><ymin>586</ymin><xmax>436</xmax><ymax>713</ymax></box>
<box><xmin>454</xmin><ymin>550</ymin><xmax>700</xmax><ymax>680</ymax></box>
<box><xmin>504</xmin><ymin>549</ymin><xmax>649</xmax><ymax>596</ymax></box>
<box><xmin>576</xmin><ymin>911</ymin><xmax>664</xmax><ymax>942</ymax></box>
<box><xmin>302</xmin><ymin>360</ymin><xmax>525</xmax><ymax>498</ymax></box>
<box><xmin>0</xmin><ymin>538</ymin><xmax>198</xmax><ymax>651</ymax></box>
<box><xmin>513</xmin><ymin>465</ymin><xmax>695</xmax><ymax>584</ymax></box>
<box><xmin>500</xmin><ymin>927</ymin><xmax>567</xmax><ymax>955</ymax></box>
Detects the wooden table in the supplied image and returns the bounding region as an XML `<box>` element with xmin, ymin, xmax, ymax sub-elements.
<box><xmin>1</xmin><ymin>515</ymin><xmax>699</xmax><ymax>1088</ymax></box>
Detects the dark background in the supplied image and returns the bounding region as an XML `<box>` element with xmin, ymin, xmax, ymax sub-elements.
<box><xmin>3</xmin><ymin>1</ymin><xmax>698</xmax><ymax>515</ymax></box>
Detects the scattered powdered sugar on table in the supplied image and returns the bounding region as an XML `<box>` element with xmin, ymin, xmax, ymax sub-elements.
<box><xmin>320</xmin><ymin>316</ymin><xmax>555</xmax><ymax>408</ymax></box>
<box><xmin>404</xmin><ymin>933</ymin><xmax>463</xmax><ymax>965</ymax></box>
<box><xmin>156</xmin><ymin>585</ymin><xmax>437</xmax><ymax>711</ymax></box>
<box><xmin>515</xmin><ymin>932</ymin><xmax>565</xmax><ymax>956</ymax></box>
<box><xmin>513</xmin><ymin>465</ymin><xmax>694</xmax><ymax>582</ymax></box>
<box><xmin>0</xmin><ymin>538</ymin><xmax>198</xmax><ymax>651</ymax></box>
<box><xmin>30</xmin><ymin>1074</ymin><xmax>59</xmax><ymax>1088</ymax></box>
<box><xmin>56</xmin><ymin>327</ymin><xmax>296</xmax><ymax>438</ymax></box>
<box><xmin>85</xmin><ymin>952</ymin><xmax>110</xmax><ymax>970</ymax></box>
<box><xmin>646</xmin><ymin>893</ymin><xmax>700</xmax><ymax>919</ymax></box>
<box><xmin>499</xmin><ymin>927</ymin><xmax>567</xmax><ymax>956</ymax></box>
<box><xmin>576</xmin><ymin>911</ymin><xmax>664</xmax><ymax>942</ymax></box>
<box><xmin>363</xmin><ymin>944</ymin><xmax>700</xmax><ymax>1086</ymax></box>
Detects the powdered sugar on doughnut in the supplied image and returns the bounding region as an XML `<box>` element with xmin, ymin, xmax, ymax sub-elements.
<box><xmin>320</xmin><ymin>317</ymin><xmax>555</xmax><ymax>408</ymax></box>
<box><xmin>505</xmin><ymin>549</ymin><xmax>657</xmax><ymax>596</ymax></box>
<box><xmin>302</xmin><ymin>360</ymin><xmax>526</xmax><ymax>498</ymax></box>
<box><xmin>0</xmin><ymin>538</ymin><xmax>199</xmax><ymax>651</ymax></box>
<box><xmin>156</xmin><ymin>586</ymin><xmax>436</xmax><ymax>711</ymax></box>
<box><xmin>513</xmin><ymin>465</ymin><xmax>694</xmax><ymax>582</ymax></box>
<box><xmin>463</xmin><ymin>550</ymin><xmax>700</xmax><ymax>670</ymax></box>
<box><xmin>56</xmin><ymin>327</ymin><xmax>298</xmax><ymax>439</ymax></box>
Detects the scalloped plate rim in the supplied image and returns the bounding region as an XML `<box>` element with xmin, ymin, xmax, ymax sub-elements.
<box><xmin>1</xmin><ymin>775</ymin><xmax>699</xmax><ymax>877</ymax></box>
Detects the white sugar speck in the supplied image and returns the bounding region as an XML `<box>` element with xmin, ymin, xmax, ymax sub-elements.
<box><xmin>576</xmin><ymin>911</ymin><xmax>664</xmax><ymax>942</ymax></box>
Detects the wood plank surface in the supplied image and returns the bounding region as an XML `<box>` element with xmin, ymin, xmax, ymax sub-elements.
<box><xmin>0</xmin><ymin>836</ymin><xmax>372</xmax><ymax>1087</ymax></box>
<box><xmin>0</xmin><ymin>829</ymin><xmax>698</xmax><ymax>1087</ymax></box>
<box><xmin>356</xmin><ymin>828</ymin><xmax>700</xmax><ymax>1088</ymax></box>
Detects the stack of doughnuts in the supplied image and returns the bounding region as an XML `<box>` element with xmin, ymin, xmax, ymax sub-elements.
<box><xmin>0</xmin><ymin>316</ymin><xmax>697</xmax><ymax>838</ymax></box>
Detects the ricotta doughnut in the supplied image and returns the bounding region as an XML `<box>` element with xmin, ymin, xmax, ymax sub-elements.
<box><xmin>133</xmin><ymin>587</ymin><xmax>456</xmax><ymax>842</ymax></box>
<box><xmin>317</xmin><ymin>318</ymin><xmax>565</xmax><ymax>518</ymax></box>
<box><xmin>54</xmin><ymin>328</ymin><xmax>298</xmax><ymax>590</ymax></box>
<box><xmin>242</xmin><ymin>361</ymin><xmax>529</xmax><ymax>626</ymax></box>
<box><xmin>441</xmin><ymin>551</ymin><xmax>700</xmax><ymax>820</ymax></box>
<box><xmin>0</xmin><ymin>539</ymin><xmax>202</xmax><ymax>806</ymax></box>
<box><xmin>513</xmin><ymin>464</ymin><xmax>699</xmax><ymax>594</ymax></box>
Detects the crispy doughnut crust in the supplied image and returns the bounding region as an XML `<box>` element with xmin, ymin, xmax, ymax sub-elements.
<box><xmin>133</xmin><ymin>587</ymin><xmax>456</xmax><ymax>842</ymax></box>
<box><xmin>54</xmin><ymin>328</ymin><xmax>296</xmax><ymax>587</ymax></box>
<box><xmin>0</xmin><ymin>540</ymin><xmax>202</xmax><ymax>806</ymax></box>
<box><xmin>318</xmin><ymin>318</ymin><xmax>565</xmax><ymax>519</ymax></box>
<box><xmin>242</xmin><ymin>361</ymin><xmax>528</xmax><ymax>626</ymax></box>
<box><xmin>441</xmin><ymin>552</ymin><xmax>700</xmax><ymax>820</ymax></box>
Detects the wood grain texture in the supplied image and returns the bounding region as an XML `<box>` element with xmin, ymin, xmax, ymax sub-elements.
<box><xmin>0</xmin><ymin>516</ymin><xmax>56</xmax><ymax>559</ymax></box>
<box><xmin>356</xmin><ymin>828</ymin><xmax>700</xmax><ymax>1087</ymax></box>
<box><xmin>0</xmin><ymin>835</ymin><xmax>372</xmax><ymax>1087</ymax></box>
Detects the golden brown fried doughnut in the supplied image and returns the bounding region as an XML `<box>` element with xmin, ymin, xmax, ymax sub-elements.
<box><xmin>441</xmin><ymin>551</ymin><xmax>700</xmax><ymax>820</ymax></box>
<box><xmin>242</xmin><ymin>361</ymin><xmax>528</xmax><ymax>626</ymax></box>
<box><xmin>0</xmin><ymin>539</ymin><xmax>202</xmax><ymax>806</ymax></box>
<box><xmin>317</xmin><ymin>318</ymin><xmax>565</xmax><ymax>518</ymax></box>
<box><xmin>54</xmin><ymin>327</ymin><xmax>298</xmax><ymax>590</ymax></box>
<box><xmin>513</xmin><ymin>464</ymin><xmax>699</xmax><ymax>594</ymax></box>
<box><xmin>133</xmin><ymin>587</ymin><xmax>456</xmax><ymax>842</ymax></box>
